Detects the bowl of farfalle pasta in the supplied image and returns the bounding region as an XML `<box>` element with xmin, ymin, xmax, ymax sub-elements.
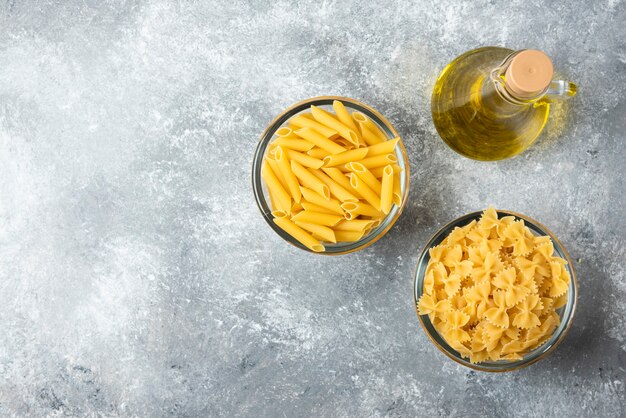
<box><xmin>414</xmin><ymin>207</ymin><xmax>578</xmax><ymax>371</ymax></box>
<box><xmin>252</xmin><ymin>96</ymin><xmax>409</xmax><ymax>254</ymax></box>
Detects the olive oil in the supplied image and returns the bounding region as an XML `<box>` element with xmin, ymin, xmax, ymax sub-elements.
<box><xmin>431</xmin><ymin>47</ymin><xmax>573</xmax><ymax>161</ymax></box>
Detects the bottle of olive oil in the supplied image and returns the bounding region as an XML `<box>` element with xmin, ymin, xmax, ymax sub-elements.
<box><xmin>431</xmin><ymin>47</ymin><xmax>576</xmax><ymax>161</ymax></box>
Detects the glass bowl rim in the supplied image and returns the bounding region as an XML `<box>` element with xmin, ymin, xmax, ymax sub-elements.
<box><xmin>413</xmin><ymin>209</ymin><xmax>578</xmax><ymax>372</ymax></box>
<box><xmin>251</xmin><ymin>95</ymin><xmax>410</xmax><ymax>255</ymax></box>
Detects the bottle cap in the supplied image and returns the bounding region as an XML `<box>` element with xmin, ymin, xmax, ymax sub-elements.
<box><xmin>504</xmin><ymin>50</ymin><xmax>554</xmax><ymax>98</ymax></box>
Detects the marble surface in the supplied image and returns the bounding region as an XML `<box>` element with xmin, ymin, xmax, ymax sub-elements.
<box><xmin>1</xmin><ymin>0</ymin><xmax>625</xmax><ymax>416</ymax></box>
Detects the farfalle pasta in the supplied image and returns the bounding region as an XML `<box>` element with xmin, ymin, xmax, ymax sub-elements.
<box><xmin>418</xmin><ymin>207</ymin><xmax>571</xmax><ymax>364</ymax></box>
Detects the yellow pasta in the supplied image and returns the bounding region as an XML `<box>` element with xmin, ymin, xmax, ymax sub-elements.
<box><xmin>290</xmin><ymin>160</ymin><xmax>330</xmax><ymax>200</ymax></box>
<box><xmin>300</xmin><ymin>187</ymin><xmax>343</xmax><ymax>215</ymax></box>
<box><xmin>289</xmin><ymin>114</ymin><xmax>338</xmax><ymax>139</ymax></box>
<box><xmin>291</xmin><ymin>210</ymin><xmax>343</xmax><ymax>227</ymax></box>
<box><xmin>274</xmin><ymin>216</ymin><xmax>324</xmax><ymax>252</ymax></box>
<box><xmin>274</xmin><ymin>146</ymin><xmax>302</xmax><ymax>203</ymax></box>
<box><xmin>294</xmin><ymin>221</ymin><xmax>337</xmax><ymax>243</ymax></box>
<box><xmin>380</xmin><ymin>165</ymin><xmax>394</xmax><ymax>215</ymax></box>
<box><xmin>260</xmin><ymin>102</ymin><xmax>405</xmax><ymax>251</ymax></box>
<box><xmin>306</xmin><ymin>147</ymin><xmax>330</xmax><ymax>159</ymax></box>
<box><xmin>352</xmin><ymin>111</ymin><xmax>388</xmax><ymax>142</ymax></box>
<box><xmin>366</xmin><ymin>137</ymin><xmax>400</xmax><ymax>156</ymax></box>
<box><xmin>294</xmin><ymin>127</ymin><xmax>347</xmax><ymax>154</ymax></box>
<box><xmin>285</xmin><ymin>148</ymin><xmax>324</xmax><ymax>169</ymax></box>
<box><xmin>349</xmin><ymin>173</ymin><xmax>381</xmax><ymax>210</ymax></box>
<box><xmin>310</xmin><ymin>105</ymin><xmax>359</xmax><ymax>146</ymax></box>
<box><xmin>417</xmin><ymin>207</ymin><xmax>569</xmax><ymax>363</ymax></box>
<box><xmin>322</xmin><ymin>148</ymin><xmax>369</xmax><ymax>167</ymax></box>
<box><xmin>309</xmin><ymin>169</ymin><xmax>359</xmax><ymax>203</ymax></box>
<box><xmin>332</xmin><ymin>100</ymin><xmax>360</xmax><ymax>139</ymax></box>
<box><xmin>270</xmin><ymin>138</ymin><xmax>315</xmax><ymax>152</ymax></box>
<box><xmin>261</xmin><ymin>160</ymin><xmax>291</xmax><ymax>213</ymax></box>
<box><xmin>345</xmin><ymin>162</ymin><xmax>382</xmax><ymax>194</ymax></box>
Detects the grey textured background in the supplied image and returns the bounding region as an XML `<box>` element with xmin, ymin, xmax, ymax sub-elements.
<box><xmin>1</xmin><ymin>0</ymin><xmax>625</xmax><ymax>416</ymax></box>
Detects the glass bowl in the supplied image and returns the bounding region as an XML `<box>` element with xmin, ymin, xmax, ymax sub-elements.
<box><xmin>252</xmin><ymin>96</ymin><xmax>410</xmax><ymax>255</ymax></box>
<box><xmin>413</xmin><ymin>210</ymin><xmax>578</xmax><ymax>372</ymax></box>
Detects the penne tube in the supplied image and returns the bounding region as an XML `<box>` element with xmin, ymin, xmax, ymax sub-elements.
<box><xmin>274</xmin><ymin>216</ymin><xmax>325</xmax><ymax>252</ymax></box>
<box><xmin>294</xmin><ymin>127</ymin><xmax>347</xmax><ymax>154</ymax></box>
<box><xmin>302</xmin><ymin>201</ymin><xmax>339</xmax><ymax>215</ymax></box>
<box><xmin>345</xmin><ymin>162</ymin><xmax>382</xmax><ymax>194</ymax></box>
<box><xmin>340</xmin><ymin>201</ymin><xmax>384</xmax><ymax>218</ymax></box>
<box><xmin>294</xmin><ymin>221</ymin><xmax>337</xmax><ymax>243</ymax></box>
<box><xmin>370</xmin><ymin>164</ymin><xmax>403</xmax><ymax>178</ymax></box>
<box><xmin>310</xmin><ymin>106</ymin><xmax>360</xmax><ymax>146</ymax></box>
<box><xmin>262</xmin><ymin>160</ymin><xmax>292</xmax><ymax>213</ymax></box>
<box><xmin>358</xmin><ymin>122</ymin><xmax>384</xmax><ymax>145</ymax></box>
<box><xmin>353</xmin><ymin>153</ymin><xmax>397</xmax><ymax>169</ymax></box>
<box><xmin>269</xmin><ymin>138</ymin><xmax>315</xmax><ymax>152</ymax></box>
<box><xmin>271</xmin><ymin>210</ymin><xmax>289</xmax><ymax>218</ymax></box>
<box><xmin>321</xmin><ymin>167</ymin><xmax>356</xmax><ymax>195</ymax></box>
<box><xmin>365</xmin><ymin>137</ymin><xmax>400</xmax><ymax>156</ymax></box>
<box><xmin>334</xmin><ymin>219</ymin><xmax>376</xmax><ymax>232</ymax></box>
<box><xmin>380</xmin><ymin>165</ymin><xmax>394</xmax><ymax>215</ymax></box>
<box><xmin>291</xmin><ymin>210</ymin><xmax>343</xmax><ymax>227</ymax></box>
<box><xmin>352</xmin><ymin>112</ymin><xmax>388</xmax><ymax>142</ymax></box>
<box><xmin>349</xmin><ymin>173</ymin><xmax>381</xmax><ymax>210</ymax></box>
<box><xmin>392</xmin><ymin>171</ymin><xmax>402</xmax><ymax>206</ymax></box>
<box><xmin>300</xmin><ymin>187</ymin><xmax>343</xmax><ymax>215</ymax></box>
<box><xmin>289</xmin><ymin>114</ymin><xmax>338</xmax><ymax>139</ymax></box>
<box><xmin>334</xmin><ymin>230</ymin><xmax>367</xmax><ymax>242</ymax></box>
<box><xmin>290</xmin><ymin>160</ymin><xmax>330</xmax><ymax>200</ymax></box>
<box><xmin>310</xmin><ymin>169</ymin><xmax>359</xmax><ymax>202</ymax></box>
<box><xmin>268</xmin><ymin>189</ymin><xmax>278</xmax><ymax>211</ymax></box>
<box><xmin>274</xmin><ymin>147</ymin><xmax>302</xmax><ymax>203</ymax></box>
<box><xmin>332</xmin><ymin>100</ymin><xmax>360</xmax><ymax>138</ymax></box>
<box><xmin>291</xmin><ymin>201</ymin><xmax>304</xmax><ymax>215</ymax></box>
<box><xmin>334</xmin><ymin>138</ymin><xmax>356</xmax><ymax>149</ymax></box>
<box><xmin>285</xmin><ymin>148</ymin><xmax>324</xmax><ymax>169</ymax></box>
<box><xmin>307</xmin><ymin>147</ymin><xmax>330</xmax><ymax>160</ymax></box>
<box><xmin>322</xmin><ymin>148</ymin><xmax>369</xmax><ymax>167</ymax></box>
<box><xmin>276</xmin><ymin>127</ymin><xmax>294</xmax><ymax>137</ymax></box>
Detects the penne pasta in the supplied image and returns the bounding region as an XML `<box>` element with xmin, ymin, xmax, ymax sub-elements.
<box><xmin>301</xmin><ymin>201</ymin><xmax>339</xmax><ymax>215</ymax></box>
<box><xmin>289</xmin><ymin>114</ymin><xmax>338</xmax><ymax>139</ymax></box>
<box><xmin>271</xmin><ymin>210</ymin><xmax>289</xmax><ymax>218</ymax></box>
<box><xmin>274</xmin><ymin>216</ymin><xmax>325</xmax><ymax>252</ymax></box>
<box><xmin>276</xmin><ymin>127</ymin><xmax>294</xmax><ymax>137</ymax></box>
<box><xmin>340</xmin><ymin>201</ymin><xmax>384</xmax><ymax>218</ymax></box>
<box><xmin>380</xmin><ymin>165</ymin><xmax>394</xmax><ymax>215</ymax></box>
<box><xmin>310</xmin><ymin>105</ymin><xmax>360</xmax><ymax>146</ymax></box>
<box><xmin>358</xmin><ymin>122</ymin><xmax>384</xmax><ymax>145</ymax></box>
<box><xmin>334</xmin><ymin>219</ymin><xmax>376</xmax><ymax>232</ymax></box>
<box><xmin>261</xmin><ymin>160</ymin><xmax>292</xmax><ymax>213</ymax></box>
<box><xmin>285</xmin><ymin>148</ymin><xmax>324</xmax><ymax>169</ymax></box>
<box><xmin>353</xmin><ymin>153</ymin><xmax>397</xmax><ymax>169</ymax></box>
<box><xmin>322</xmin><ymin>148</ymin><xmax>369</xmax><ymax>167</ymax></box>
<box><xmin>311</xmin><ymin>168</ymin><xmax>359</xmax><ymax>202</ymax></box>
<box><xmin>294</xmin><ymin>127</ymin><xmax>347</xmax><ymax>154</ymax></box>
<box><xmin>352</xmin><ymin>112</ymin><xmax>388</xmax><ymax>142</ymax></box>
<box><xmin>290</xmin><ymin>160</ymin><xmax>330</xmax><ymax>200</ymax></box>
<box><xmin>274</xmin><ymin>146</ymin><xmax>302</xmax><ymax>203</ymax></box>
<box><xmin>349</xmin><ymin>173</ymin><xmax>381</xmax><ymax>210</ymax></box>
<box><xmin>334</xmin><ymin>230</ymin><xmax>367</xmax><ymax>242</ymax></box>
<box><xmin>366</xmin><ymin>137</ymin><xmax>400</xmax><ymax>156</ymax></box>
<box><xmin>392</xmin><ymin>170</ymin><xmax>402</xmax><ymax>206</ymax></box>
<box><xmin>345</xmin><ymin>162</ymin><xmax>382</xmax><ymax>194</ymax></box>
<box><xmin>370</xmin><ymin>164</ymin><xmax>403</xmax><ymax>178</ymax></box>
<box><xmin>269</xmin><ymin>138</ymin><xmax>315</xmax><ymax>152</ymax></box>
<box><xmin>321</xmin><ymin>167</ymin><xmax>356</xmax><ymax>195</ymax></box>
<box><xmin>294</xmin><ymin>221</ymin><xmax>337</xmax><ymax>243</ymax></box>
<box><xmin>290</xmin><ymin>201</ymin><xmax>304</xmax><ymax>215</ymax></box>
<box><xmin>334</xmin><ymin>138</ymin><xmax>357</xmax><ymax>149</ymax></box>
<box><xmin>291</xmin><ymin>210</ymin><xmax>343</xmax><ymax>227</ymax></box>
<box><xmin>332</xmin><ymin>100</ymin><xmax>360</xmax><ymax>139</ymax></box>
<box><xmin>300</xmin><ymin>187</ymin><xmax>343</xmax><ymax>215</ymax></box>
<box><xmin>306</xmin><ymin>147</ymin><xmax>330</xmax><ymax>159</ymax></box>
<box><xmin>266</xmin><ymin>157</ymin><xmax>289</xmax><ymax>191</ymax></box>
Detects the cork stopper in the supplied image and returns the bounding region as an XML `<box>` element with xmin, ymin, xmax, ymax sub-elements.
<box><xmin>504</xmin><ymin>50</ymin><xmax>554</xmax><ymax>99</ymax></box>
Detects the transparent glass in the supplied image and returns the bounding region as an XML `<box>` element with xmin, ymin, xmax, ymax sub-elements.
<box><xmin>252</xmin><ymin>96</ymin><xmax>410</xmax><ymax>255</ymax></box>
<box><xmin>413</xmin><ymin>210</ymin><xmax>578</xmax><ymax>372</ymax></box>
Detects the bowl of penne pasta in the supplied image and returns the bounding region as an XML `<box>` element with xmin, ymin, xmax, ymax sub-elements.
<box><xmin>252</xmin><ymin>96</ymin><xmax>409</xmax><ymax>254</ymax></box>
<box><xmin>413</xmin><ymin>207</ymin><xmax>577</xmax><ymax>372</ymax></box>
